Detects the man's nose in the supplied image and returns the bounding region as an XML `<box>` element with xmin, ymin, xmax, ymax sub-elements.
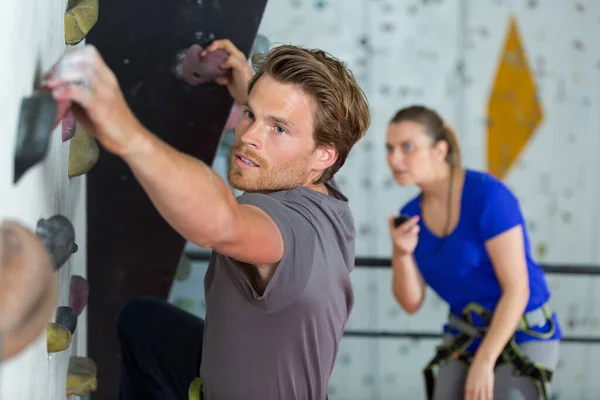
<box><xmin>239</xmin><ymin>121</ymin><xmax>263</xmax><ymax>149</ymax></box>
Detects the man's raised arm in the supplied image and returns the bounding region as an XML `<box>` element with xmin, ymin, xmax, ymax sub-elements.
<box><xmin>45</xmin><ymin>43</ymin><xmax>283</xmax><ymax>266</ymax></box>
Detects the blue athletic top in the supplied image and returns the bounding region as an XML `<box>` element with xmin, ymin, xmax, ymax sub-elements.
<box><xmin>400</xmin><ymin>169</ymin><xmax>562</xmax><ymax>345</ymax></box>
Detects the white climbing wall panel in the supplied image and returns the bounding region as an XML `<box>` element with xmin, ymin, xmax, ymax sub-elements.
<box><xmin>0</xmin><ymin>0</ymin><xmax>88</xmax><ymax>398</ymax></box>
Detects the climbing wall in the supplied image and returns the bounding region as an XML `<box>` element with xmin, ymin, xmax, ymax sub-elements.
<box><xmin>0</xmin><ymin>0</ymin><xmax>91</xmax><ymax>398</ymax></box>
<box><xmin>171</xmin><ymin>0</ymin><xmax>600</xmax><ymax>399</ymax></box>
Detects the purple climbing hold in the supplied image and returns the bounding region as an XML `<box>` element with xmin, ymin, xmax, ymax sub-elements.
<box><xmin>178</xmin><ymin>44</ymin><xmax>229</xmax><ymax>86</ymax></box>
<box><xmin>62</xmin><ymin>110</ymin><xmax>77</xmax><ymax>142</ymax></box>
<box><xmin>69</xmin><ymin>275</ymin><xmax>89</xmax><ymax>316</ymax></box>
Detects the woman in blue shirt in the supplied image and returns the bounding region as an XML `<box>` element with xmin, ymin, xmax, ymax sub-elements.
<box><xmin>385</xmin><ymin>105</ymin><xmax>561</xmax><ymax>400</ymax></box>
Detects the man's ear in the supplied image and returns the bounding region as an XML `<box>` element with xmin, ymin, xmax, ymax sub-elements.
<box><xmin>315</xmin><ymin>143</ymin><xmax>338</xmax><ymax>170</ymax></box>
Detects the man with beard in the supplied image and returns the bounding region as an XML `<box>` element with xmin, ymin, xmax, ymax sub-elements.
<box><xmin>46</xmin><ymin>39</ymin><xmax>370</xmax><ymax>400</ymax></box>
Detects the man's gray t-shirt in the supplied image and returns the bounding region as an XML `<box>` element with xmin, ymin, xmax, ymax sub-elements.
<box><xmin>200</xmin><ymin>181</ymin><xmax>355</xmax><ymax>400</ymax></box>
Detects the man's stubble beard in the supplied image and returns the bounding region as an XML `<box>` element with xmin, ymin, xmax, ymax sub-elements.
<box><xmin>227</xmin><ymin>147</ymin><xmax>312</xmax><ymax>193</ymax></box>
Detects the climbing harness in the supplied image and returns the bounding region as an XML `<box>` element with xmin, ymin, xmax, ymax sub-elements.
<box><xmin>423</xmin><ymin>302</ymin><xmax>556</xmax><ymax>400</ymax></box>
<box><xmin>188</xmin><ymin>377</ymin><xmax>204</xmax><ymax>400</ymax></box>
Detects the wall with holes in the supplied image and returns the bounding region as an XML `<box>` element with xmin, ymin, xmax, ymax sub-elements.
<box><xmin>0</xmin><ymin>0</ymin><xmax>88</xmax><ymax>398</ymax></box>
<box><xmin>169</xmin><ymin>0</ymin><xmax>600</xmax><ymax>399</ymax></box>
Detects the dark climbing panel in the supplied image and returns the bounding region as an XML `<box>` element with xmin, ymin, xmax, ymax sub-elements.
<box><xmin>85</xmin><ymin>0</ymin><xmax>268</xmax><ymax>397</ymax></box>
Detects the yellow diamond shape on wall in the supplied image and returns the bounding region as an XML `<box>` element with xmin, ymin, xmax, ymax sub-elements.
<box><xmin>487</xmin><ymin>15</ymin><xmax>543</xmax><ymax>180</ymax></box>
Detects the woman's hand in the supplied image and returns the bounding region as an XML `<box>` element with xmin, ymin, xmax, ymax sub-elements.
<box><xmin>388</xmin><ymin>215</ymin><xmax>420</xmax><ymax>256</ymax></box>
<box><xmin>464</xmin><ymin>358</ymin><xmax>495</xmax><ymax>400</ymax></box>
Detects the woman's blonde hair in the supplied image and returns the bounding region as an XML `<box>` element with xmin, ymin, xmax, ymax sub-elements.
<box><xmin>390</xmin><ymin>105</ymin><xmax>461</xmax><ymax>166</ymax></box>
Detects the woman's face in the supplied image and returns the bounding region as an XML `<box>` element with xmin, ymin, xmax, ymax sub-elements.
<box><xmin>385</xmin><ymin>120</ymin><xmax>446</xmax><ymax>186</ymax></box>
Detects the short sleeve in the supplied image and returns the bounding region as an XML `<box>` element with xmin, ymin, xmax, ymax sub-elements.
<box><xmin>479</xmin><ymin>179</ymin><xmax>525</xmax><ymax>242</ymax></box>
<box><xmin>235</xmin><ymin>193</ymin><xmax>316</xmax><ymax>312</ymax></box>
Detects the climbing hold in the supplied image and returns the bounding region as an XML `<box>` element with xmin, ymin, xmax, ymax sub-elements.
<box><xmin>64</xmin><ymin>0</ymin><xmax>99</xmax><ymax>45</ymax></box>
<box><xmin>66</xmin><ymin>356</ymin><xmax>98</xmax><ymax>397</ymax></box>
<box><xmin>175</xmin><ymin>255</ymin><xmax>192</xmax><ymax>282</ymax></box>
<box><xmin>56</xmin><ymin>306</ymin><xmax>78</xmax><ymax>334</ymax></box>
<box><xmin>69</xmin><ymin>275</ymin><xmax>89</xmax><ymax>316</ymax></box>
<box><xmin>35</xmin><ymin>214</ymin><xmax>78</xmax><ymax>270</ymax></box>
<box><xmin>54</xmin><ymin>98</ymin><xmax>71</xmax><ymax>129</ymax></box>
<box><xmin>188</xmin><ymin>377</ymin><xmax>203</xmax><ymax>400</ymax></box>
<box><xmin>0</xmin><ymin>220</ymin><xmax>58</xmax><ymax>360</ymax></box>
<box><xmin>68</xmin><ymin>123</ymin><xmax>99</xmax><ymax>178</ymax></box>
<box><xmin>173</xmin><ymin>297</ymin><xmax>197</xmax><ymax>313</ymax></box>
<box><xmin>174</xmin><ymin>44</ymin><xmax>229</xmax><ymax>86</ymax></box>
<box><xmin>220</xmin><ymin>102</ymin><xmax>245</xmax><ymax>151</ymax></box>
<box><xmin>62</xmin><ymin>109</ymin><xmax>77</xmax><ymax>142</ymax></box>
<box><xmin>47</xmin><ymin>322</ymin><xmax>73</xmax><ymax>353</ymax></box>
<box><xmin>224</xmin><ymin>102</ymin><xmax>243</xmax><ymax>131</ymax></box>
<box><xmin>14</xmin><ymin>91</ymin><xmax>54</xmax><ymax>183</ymax></box>
<box><xmin>13</xmin><ymin>88</ymin><xmax>71</xmax><ymax>183</ymax></box>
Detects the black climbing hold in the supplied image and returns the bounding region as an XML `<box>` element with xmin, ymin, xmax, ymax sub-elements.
<box><xmin>36</xmin><ymin>215</ymin><xmax>78</xmax><ymax>269</ymax></box>
<box><xmin>13</xmin><ymin>92</ymin><xmax>57</xmax><ymax>184</ymax></box>
<box><xmin>56</xmin><ymin>306</ymin><xmax>78</xmax><ymax>334</ymax></box>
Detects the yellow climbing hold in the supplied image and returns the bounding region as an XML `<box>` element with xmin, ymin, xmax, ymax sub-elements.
<box><xmin>47</xmin><ymin>322</ymin><xmax>72</xmax><ymax>353</ymax></box>
<box><xmin>67</xmin><ymin>356</ymin><xmax>98</xmax><ymax>397</ymax></box>
<box><xmin>188</xmin><ymin>377</ymin><xmax>203</xmax><ymax>400</ymax></box>
<box><xmin>64</xmin><ymin>0</ymin><xmax>99</xmax><ymax>45</ymax></box>
<box><xmin>487</xmin><ymin>15</ymin><xmax>543</xmax><ymax>180</ymax></box>
<box><xmin>68</xmin><ymin>123</ymin><xmax>100</xmax><ymax>178</ymax></box>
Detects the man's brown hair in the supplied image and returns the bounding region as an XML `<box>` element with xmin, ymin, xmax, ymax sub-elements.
<box><xmin>248</xmin><ymin>45</ymin><xmax>371</xmax><ymax>184</ymax></box>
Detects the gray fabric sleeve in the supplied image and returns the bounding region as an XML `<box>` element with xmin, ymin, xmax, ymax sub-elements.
<box><xmin>236</xmin><ymin>193</ymin><xmax>316</xmax><ymax>312</ymax></box>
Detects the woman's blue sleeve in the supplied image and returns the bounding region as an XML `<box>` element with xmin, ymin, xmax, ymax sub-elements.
<box><xmin>479</xmin><ymin>180</ymin><xmax>525</xmax><ymax>242</ymax></box>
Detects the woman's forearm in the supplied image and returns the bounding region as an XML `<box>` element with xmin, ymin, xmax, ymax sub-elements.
<box><xmin>474</xmin><ymin>287</ymin><xmax>529</xmax><ymax>364</ymax></box>
<box><xmin>391</xmin><ymin>249</ymin><xmax>426</xmax><ymax>314</ymax></box>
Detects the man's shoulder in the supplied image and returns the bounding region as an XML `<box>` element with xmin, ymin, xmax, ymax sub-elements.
<box><xmin>236</xmin><ymin>186</ymin><xmax>354</xmax><ymax>239</ymax></box>
<box><xmin>237</xmin><ymin>183</ymin><xmax>349</xmax><ymax>213</ymax></box>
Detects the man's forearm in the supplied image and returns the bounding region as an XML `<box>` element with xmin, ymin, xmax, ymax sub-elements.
<box><xmin>122</xmin><ymin>128</ymin><xmax>239</xmax><ymax>248</ymax></box>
